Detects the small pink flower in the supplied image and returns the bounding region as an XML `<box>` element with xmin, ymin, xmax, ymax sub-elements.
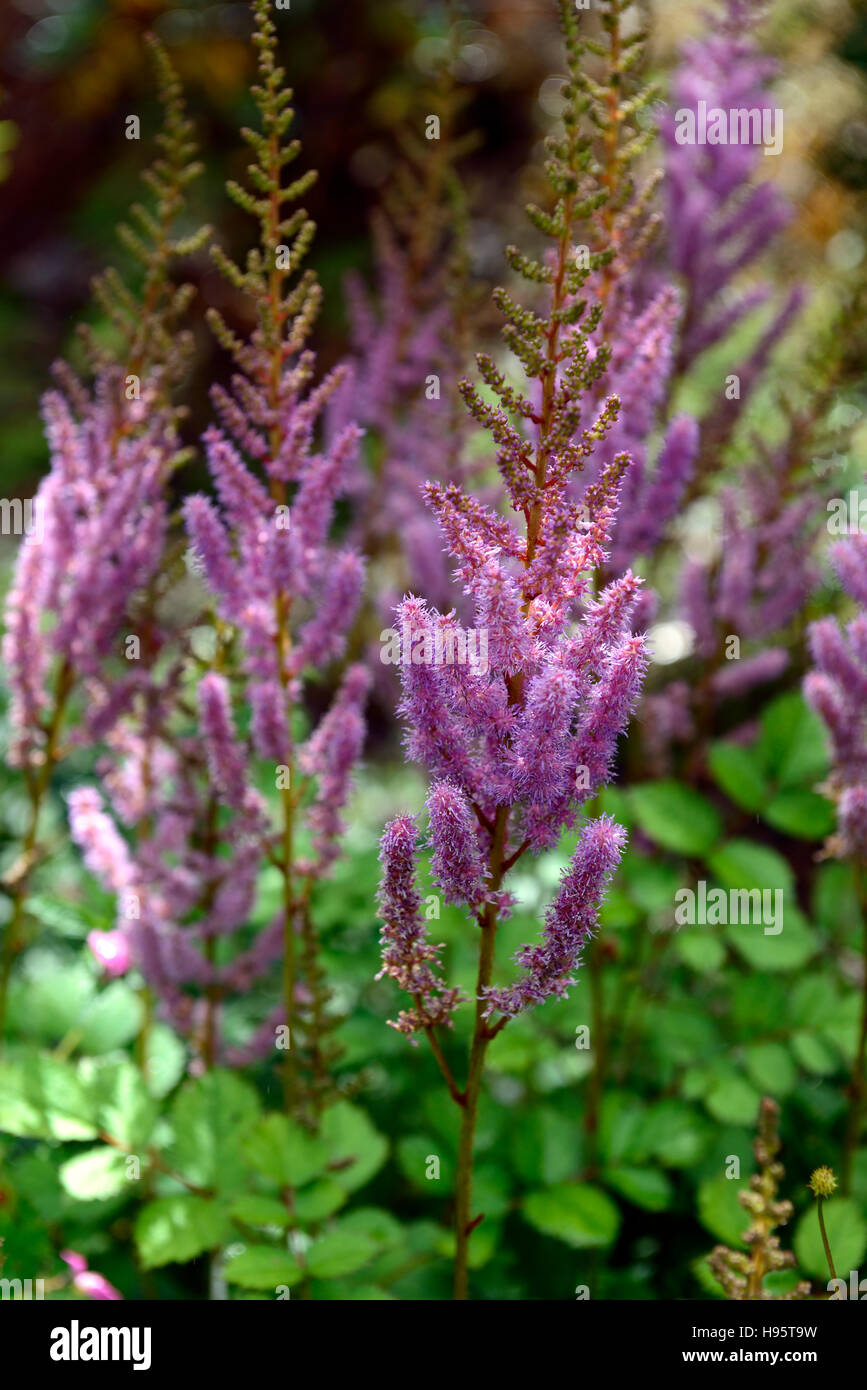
<box><xmin>61</xmin><ymin>1250</ymin><xmax>122</xmax><ymax>1301</ymax></box>
<box><xmin>86</xmin><ymin>929</ymin><xmax>131</xmax><ymax>977</ymax></box>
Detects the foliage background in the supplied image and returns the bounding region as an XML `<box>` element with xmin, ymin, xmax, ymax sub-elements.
<box><xmin>1</xmin><ymin>0</ymin><xmax>867</xmax><ymax>1300</ymax></box>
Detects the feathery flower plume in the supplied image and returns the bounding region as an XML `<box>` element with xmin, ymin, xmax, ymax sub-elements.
<box><xmin>68</xmin><ymin>0</ymin><xmax>369</xmax><ymax>1111</ymax></box>
<box><xmin>707</xmin><ymin>1099</ymin><xmax>809</xmax><ymax>1301</ymax></box>
<box><xmin>0</xmin><ymin>41</ymin><xmax>205</xmax><ymax>1041</ymax></box>
<box><xmin>376</xmin><ymin>1</ymin><xmax>647</xmax><ymax>1299</ymax></box>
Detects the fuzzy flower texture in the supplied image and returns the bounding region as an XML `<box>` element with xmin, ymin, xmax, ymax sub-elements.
<box><xmin>805</xmin><ymin>510</ymin><xmax>867</xmax><ymax>860</ymax></box>
<box><xmin>377</xmin><ymin>10</ymin><xmax>647</xmax><ymax>1032</ymax></box>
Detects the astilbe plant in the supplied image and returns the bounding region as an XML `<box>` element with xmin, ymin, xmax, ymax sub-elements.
<box><xmin>178</xmin><ymin>0</ymin><xmax>369</xmax><ymax>1115</ymax></box>
<box><xmin>66</xmin><ymin>1</ymin><xmax>369</xmax><ymax>1120</ymax></box>
<box><xmin>0</xmin><ymin>38</ymin><xmax>206</xmax><ymax>1044</ymax></box>
<box><xmin>707</xmin><ymin>1098</ymin><xmax>810</xmax><ymax>1300</ymax></box>
<box><xmin>805</xmin><ymin>499</ymin><xmax>867</xmax><ymax>1193</ymax></box>
<box><xmin>376</xmin><ymin>1</ymin><xmax>647</xmax><ymax>1299</ymax></box>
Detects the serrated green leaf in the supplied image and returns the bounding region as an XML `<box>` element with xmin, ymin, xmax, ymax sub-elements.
<box><xmin>320</xmin><ymin>1102</ymin><xmax>388</xmax><ymax>1193</ymax></box>
<box><xmin>59</xmin><ymin>1146</ymin><xmax>131</xmax><ymax>1201</ymax></box>
<box><xmin>224</xmin><ymin>1243</ymin><xmax>303</xmax><ymax>1290</ymax></box>
<box><xmin>169</xmin><ymin>1071</ymin><xmax>261</xmax><ymax>1193</ymax></box>
<box><xmin>522</xmin><ymin>1183</ymin><xmax>620</xmax><ymax>1249</ymax></box>
<box><xmin>705</xmin><ymin>1075</ymin><xmax>761</xmax><ymax>1126</ymax></box>
<box><xmin>242</xmin><ymin>1113</ymin><xmax>330</xmax><ymax>1189</ymax></box>
<box><xmin>758</xmin><ymin>693</ymin><xmax>829</xmax><ymax>788</ymax></box>
<box><xmin>135</xmin><ymin>1195</ymin><xmax>230</xmax><ymax>1269</ymax></box>
<box><xmin>0</xmin><ymin>1050</ymin><xmax>97</xmax><ymax>1140</ymax></box>
<box><xmin>697</xmin><ymin>1175</ymin><xmax>747</xmax><ymax>1246</ymax></box>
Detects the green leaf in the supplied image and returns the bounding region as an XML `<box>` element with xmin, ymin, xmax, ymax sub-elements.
<box><xmin>242</xmin><ymin>1113</ymin><xmax>330</xmax><ymax>1189</ymax></box>
<box><xmin>169</xmin><ymin>1071</ymin><xmax>261</xmax><ymax>1193</ymax></box>
<box><xmin>708</xmin><ymin>742</ymin><xmax>768</xmax><ymax>812</ymax></box>
<box><xmin>604</xmin><ymin>1166</ymin><xmax>673</xmax><ymax>1212</ymax></box>
<box><xmin>523</xmin><ymin>1183</ymin><xmax>620</xmax><ymax>1249</ymax></box>
<box><xmin>78</xmin><ymin>982</ymin><xmax>143</xmax><ymax>1054</ymax></box>
<box><xmin>638</xmin><ymin>1100</ymin><xmax>711</xmax><ymax>1168</ymax></box>
<box><xmin>509</xmin><ymin>1107</ymin><xmax>580</xmax><ymax>1186</ymax></box>
<box><xmin>791</xmin><ymin>1032</ymin><xmax>840</xmax><ymax>1076</ymax></box>
<box><xmin>143</xmin><ymin>1023</ymin><xmax>187</xmax><ymax>1099</ymax></box>
<box><xmin>293</xmin><ymin>1179</ymin><xmax>349</xmax><ymax>1224</ymax></box>
<box><xmin>229</xmin><ymin>1195</ymin><xmax>291</xmax><ymax>1229</ymax></box>
<box><xmin>0</xmin><ymin>1050</ymin><xmax>97</xmax><ymax>1140</ymax></box>
<box><xmin>726</xmin><ymin>907</ymin><xmax>817</xmax><ymax>973</ymax></box>
<box><xmin>706</xmin><ymin>841</ymin><xmax>794</xmax><ymax>895</ymax></box>
<box><xmin>705</xmin><ymin>1076</ymin><xmax>761</xmax><ymax>1126</ymax></box>
<box><xmin>7</xmin><ymin>954</ymin><xmax>94</xmax><ymax>1042</ymax></box>
<box><xmin>320</xmin><ymin>1102</ymin><xmax>388</xmax><ymax>1193</ymax></box>
<box><xmin>743</xmin><ymin>1043</ymin><xmax>797</xmax><ymax>1098</ymax></box>
<box><xmin>306</xmin><ymin>1227</ymin><xmax>380</xmax><ymax>1279</ymax></box>
<box><xmin>24</xmin><ymin>895</ymin><xmax>98</xmax><ymax>939</ymax></box>
<box><xmin>135</xmin><ymin>1195</ymin><xmax>230</xmax><ymax>1269</ymax></box>
<box><xmin>675</xmin><ymin>931</ymin><xmax>726</xmax><ymax>973</ymax></box>
<box><xmin>223</xmin><ymin>1243</ymin><xmax>303</xmax><ymax>1290</ymax></box>
<box><xmin>763</xmin><ymin>789</ymin><xmax>835</xmax><ymax>840</ymax></box>
<box><xmin>787</xmin><ymin>976</ymin><xmax>841</xmax><ymax>1030</ymax></box>
<box><xmin>629</xmin><ymin>782</ymin><xmax>722</xmax><ymax>856</ymax></box>
<box><xmin>758</xmin><ymin>693</ymin><xmax>830</xmax><ymax>789</ymax></box>
<box><xmin>794</xmin><ymin>1198</ymin><xmax>867</xmax><ymax>1279</ymax></box>
<box><xmin>59</xmin><ymin>1146</ymin><xmax>131</xmax><ymax>1202</ymax></box>
<box><xmin>599</xmin><ymin>1091</ymin><xmax>647</xmax><ymax>1165</ymax></box>
<box><xmin>697</xmin><ymin>1175</ymin><xmax>747</xmax><ymax>1246</ymax></box>
<box><xmin>82</xmin><ymin>1058</ymin><xmax>156</xmax><ymax>1150</ymax></box>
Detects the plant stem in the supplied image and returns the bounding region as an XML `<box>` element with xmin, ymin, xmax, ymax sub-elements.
<box><xmin>453</xmin><ymin>805</ymin><xmax>508</xmax><ymax>1300</ymax></box>
<box><xmin>584</xmin><ymin>934</ymin><xmax>605</xmax><ymax>1178</ymax></box>
<box><xmin>0</xmin><ymin>659</ymin><xmax>73</xmax><ymax>1052</ymax></box>
<box><xmin>842</xmin><ymin>859</ymin><xmax>867</xmax><ymax>1194</ymax></box>
<box><xmin>817</xmin><ymin>1198</ymin><xmax>838</xmax><ymax>1283</ymax></box>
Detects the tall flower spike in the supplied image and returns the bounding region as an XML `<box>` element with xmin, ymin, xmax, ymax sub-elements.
<box><xmin>375</xmin><ymin>0</ymin><xmax>647</xmax><ymax>1299</ymax></box>
<box><xmin>168</xmin><ymin>0</ymin><xmax>368</xmax><ymax>1110</ymax></box>
<box><xmin>707</xmin><ymin>1098</ymin><xmax>810</xmax><ymax>1301</ymax></box>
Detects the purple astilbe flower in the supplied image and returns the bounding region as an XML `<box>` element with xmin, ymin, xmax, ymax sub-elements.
<box><xmin>805</xmin><ymin>529</ymin><xmax>867</xmax><ymax>858</ymax></box>
<box><xmin>427</xmin><ymin>781</ymin><xmax>490</xmax><ymax>909</ymax></box>
<box><xmin>376</xmin><ymin>815</ymin><xmax>464</xmax><ymax>1037</ymax></box>
<box><xmin>377</xmin><ymin>6</ymin><xmax>645</xmax><ymax>1050</ymax></box>
<box><xmin>484</xmin><ymin>815</ymin><xmax>626</xmax><ymax>1018</ymax></box>
<box><xmin>662</xmin><ymin>0</ymin><xmax>800</xmax><ymax>363</ymax></box>
<box><xmin>2</xmin><ymin>375</ymin><xmax>173</xmax><ymax>768</ymax></box>
<box><xmin>661</xmin><ymin>0</ymin><xmax>803</xmax><ymax>464</ymax></box>
<box><xmin>65</xmin><ymin>1</ymin><xmax>370</xmax><ymax>1102</ymax></box>
<box><xmin>644</xmin><ymin>420</ymin><xmax>821</xmax><ymax>771</ymax></box>
<box><xmin>374</xmin><ymin>1</ymin><xmax>655</xmax><ymax>1300</ymax></box>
